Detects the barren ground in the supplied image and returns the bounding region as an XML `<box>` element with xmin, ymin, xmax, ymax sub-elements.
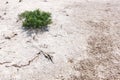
<box><xmin>0</xmin><ymin>0</ymin><xmax>120</xmax><ymax>80</ymax></box>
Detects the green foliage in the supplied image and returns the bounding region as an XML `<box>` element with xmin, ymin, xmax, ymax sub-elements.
<box><xmin>19</xmin><ymin>9</ymin><xmax>52</xmax><ymax>29</ymax></box>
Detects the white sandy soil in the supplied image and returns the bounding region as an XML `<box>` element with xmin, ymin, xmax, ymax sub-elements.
<box><xmin>0</xmin><ymin>0</ymin><xmax>120</xmax><ymax>80</ymax></box>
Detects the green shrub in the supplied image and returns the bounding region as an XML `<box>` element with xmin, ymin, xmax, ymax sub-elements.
<box><xmin>19</xmin><ymin>9</ymin><xmax>52</xmax><ymax>29</ymax></box>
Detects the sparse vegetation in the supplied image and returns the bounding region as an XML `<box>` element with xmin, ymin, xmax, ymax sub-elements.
<box><xmin>19</xmin><ymin>9</ymin><xmax>52</xmax><ymax>29</ymax></box>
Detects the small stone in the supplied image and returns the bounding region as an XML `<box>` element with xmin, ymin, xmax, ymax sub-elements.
<box><xmin>16</xmin><ymin>20</ymin><xmax>19</xmax><ymax>22</ymax></box>
<box><xmin>44</xmin><ymin>0</ymin><xmax>47</xmax><ymax>2</ymax></box>
<box><xmin>5</xmin><ymin>36</ymin><xmax>11</xmax><ymax>39</ymax></box>
<box><xmin>66</xmin><ymin>14</ymin><xmax>69</xmax><ymax>16</ymax></box>
<box><xmin>19</xmin><ymin>0</ymin><xmax>22</xmax><ymax>2</ymax></box>
<box><xmin>6</xmin><ymin>1</ymin><xmax>8</xmax><ymax>4</ymax></box>
<box><xmin>4</xmin><ymin>13</ymin><xmax>6</xmax><ymax>15</ymax></box>
<box><xmin>1</xmin><ymin>18</ymin><xmax>4</xmax><ymax>20</ymax></box>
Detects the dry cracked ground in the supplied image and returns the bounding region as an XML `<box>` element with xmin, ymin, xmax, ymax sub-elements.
<box><xmin>0</xmin><ymin>0</ymin><xmax>120</xmax><ymax>80</ymax></box>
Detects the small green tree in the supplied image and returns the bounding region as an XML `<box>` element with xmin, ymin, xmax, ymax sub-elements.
<box><xmin>19</xmin><ymin>9</ymin><xmax>52</xmax><ymax>29</ymax></box>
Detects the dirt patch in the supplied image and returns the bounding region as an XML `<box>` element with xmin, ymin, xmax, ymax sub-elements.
<box><xmin>87</xmin><ymin>34</ymin><xmax>113</xmax><ymax>56</ymax></box>
<box><xmin>65</xmin><ymin>0</ymin><xmax>120</xmax><ymax>79</ymax></box>
<box><xmin>85</xmin><ymin>21</ymin><xmax>110</xmax><ymax>33</ymax></box>
<box><xmin>67</xmin><ymin>33</ymin><xmax>120</xmax><ymax>80</ymax></box>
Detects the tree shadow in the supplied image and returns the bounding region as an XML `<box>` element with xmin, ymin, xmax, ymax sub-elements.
<box><xmin>22</xmin><ymin>26</ymin><xmax>50</xmax><ymax>37</ymax></box>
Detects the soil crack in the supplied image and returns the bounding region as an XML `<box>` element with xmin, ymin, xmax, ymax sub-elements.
<box><xmin>6</xmin><ymin>51</ymin><xmax>41</xmax><ymax>68</ymax></box>
<box><xmin>5</xmin><ymin>50</ymin><xmax>54</xmax><ymax>68</ymax></box>
<box><xmin>0</xmin><ymin>62</ymin><xmax>11</xmax><ymax>65</ymax></box>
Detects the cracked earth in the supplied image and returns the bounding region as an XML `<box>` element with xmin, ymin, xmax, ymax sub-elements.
<box><xmin>0</xmin><ymin>0</ymin><xmax>120</xmax><ymax>80</ymax></box>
